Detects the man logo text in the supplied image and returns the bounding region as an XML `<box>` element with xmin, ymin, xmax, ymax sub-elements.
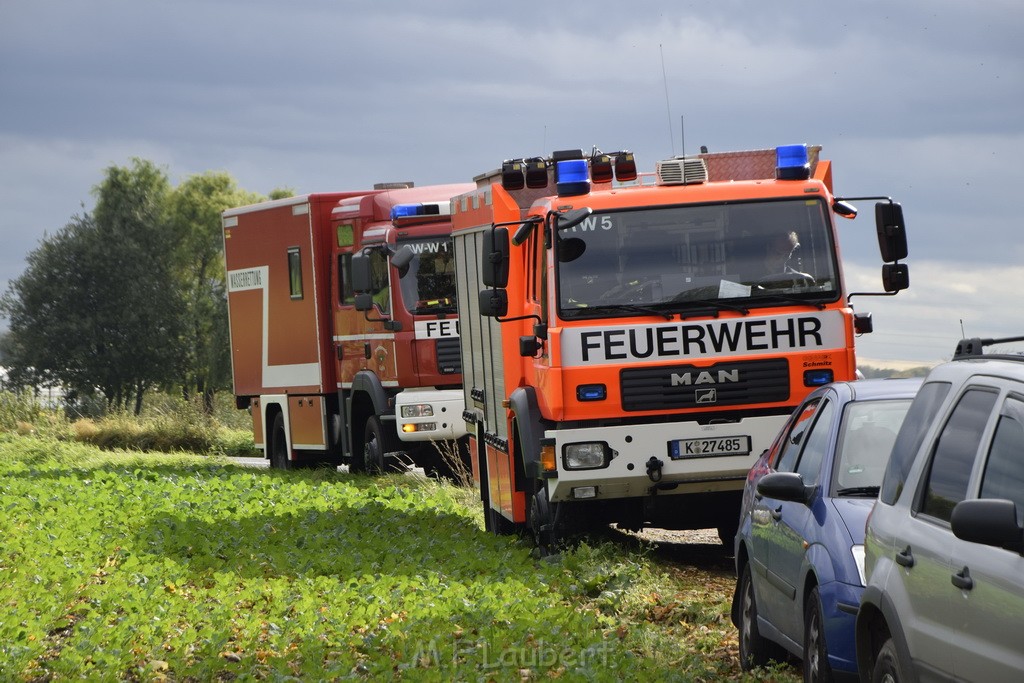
<box><xmin>671</xmin><ymin>370</ymin><xmax>739</xmax><ymax>386</ymax></box>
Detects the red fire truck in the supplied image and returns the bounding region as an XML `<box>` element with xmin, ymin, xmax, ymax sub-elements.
<box><xmin>223</xmin><ymin>182</ymin><xmax>474</xmax><ymax>474</ymax></box>
<box><xmin>451</xmin><ymin>145</ymin><xmax>908</xmax><ymax>547</ymax></box>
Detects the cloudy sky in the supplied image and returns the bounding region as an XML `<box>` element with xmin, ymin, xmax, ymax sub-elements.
<box><xmin>2</xmin><ymin>0</ymin><xmax>1022</xmax><ymax>367</ymax></box>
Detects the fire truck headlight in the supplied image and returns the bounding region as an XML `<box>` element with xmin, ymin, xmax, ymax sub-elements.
<box><xmin>563</xmin><ymin>442</ymin><xmax>610</xmax><ymax>470</ymax></box>
<box><xmin>402</xmin><ymin>422</ymin><xmax>437</xmax><ymax>433</ymax></box>
<box><xmin>401</xmin><ymin>404</ymin><xmax>434</xmax><ymax>418</ymax></box>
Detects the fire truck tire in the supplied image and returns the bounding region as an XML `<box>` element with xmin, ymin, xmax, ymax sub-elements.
<box><xmin>269</xmin><ymin>413</ymin><xmax>293</xmax><ymax>471</ymax></box>
<box><xmin>362</xmin><ymin>415</ymin><xmax>400</xmax><ymax>475</ymax></box>
<box><xmin>527</xmin><ymin>487</ymin><xmax>557</xmax><ymax>554</ymax></box>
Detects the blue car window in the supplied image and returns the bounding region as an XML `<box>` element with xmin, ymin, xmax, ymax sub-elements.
<box><xmin>980</xmin><ymin>395</ymin><xmax>1024</xmax><ymax>527</ymax></box>
<box><xmin>919</xmin><ymin>388</ymin><xmax>997</xmax><ymax>522</ymax></box>
<box><xmin>794</xmin><ymin>399</ymin><xmax>836</xmax><ymax>484</ymax></box>
<box><xmin>835</xmin><ymin>398</ymin><xmax>913</xmax><ymax>491</ymax></box>
<box><xmin>776</xmin><ymin>398</ymin><xmax>823</xmax><ymax>473</ymax></box>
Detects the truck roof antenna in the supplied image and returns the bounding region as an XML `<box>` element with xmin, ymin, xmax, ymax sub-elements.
<box><xmin>660</xmin><ymin>44</ymin><xmax>676</xmax><ymax>156</ymax></box>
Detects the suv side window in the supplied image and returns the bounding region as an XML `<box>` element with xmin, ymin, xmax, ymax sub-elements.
<box><xmin>919</xmin><ymin>388</ymin><xmax>997</xmax><ymax>522</ymax></box>
<box><xmin>880</xmin><ymin>381</ymin><xmax>951</xmax><ymax>505</ymax></box>
<box><xmin>980</xmin><ymin>394</ymin><xmax>1024</xmax><ymax>526</ymax></box>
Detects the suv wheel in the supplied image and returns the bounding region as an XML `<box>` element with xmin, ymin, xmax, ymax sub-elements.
<box><xmin>871</xmin><ymin>637</ymin><xmax>904</xmax><ymax>683</ymax></box>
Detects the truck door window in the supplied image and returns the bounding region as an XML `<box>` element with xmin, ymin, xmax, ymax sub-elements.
<box><xmin>288</xmin><ymin>247</ymin><xmax>303</xmax><ymax>299</ymax></box>
<box><xmin>980</xmin><ymin>394</ymin><xmax>1024</xmax><ymax>526</ymax></box>
<box><xmin>919</xmin><ymin>388</ymin><xmax>997</xmax><ymax>522</ymax></box>
<box><xmin>337</xmin><ymin>253</ymin><xmax>354</xmax><ymax>305</ymax></box>
<box><xmin>369</xmin><ymin>249</ymin><xmax>390</xmax><ymax>314</ymax></box>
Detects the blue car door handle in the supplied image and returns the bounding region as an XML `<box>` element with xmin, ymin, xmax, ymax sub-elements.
<box><xmin>770</xmin><ymin>505</ymin><xmax>782</xmax><ymax>521</ymax></box>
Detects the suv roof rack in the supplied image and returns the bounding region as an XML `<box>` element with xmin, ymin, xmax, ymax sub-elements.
<box><xmin>953</xmin><ymin>335</ymin><xmax>1024</xmax><ymax>360</ymax></box>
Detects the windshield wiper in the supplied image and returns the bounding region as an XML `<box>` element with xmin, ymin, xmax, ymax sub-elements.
<box><xmin>670</xmin><ymin>299</ymin><xmax>750</xmax><ymax>317</ymax></box>
<box><xmin>750</xmin><ymin>293</ymin><xmax>826</xmax><ymax>310</ymax></box>
<box><xmin>835</xmin><ymin>485</ymin><xmax>880</xmax><ymax>498</ymax></box>
<box><xmin>573</xmin><ymin>303</ymin><xmax>674</xmax><ymax>320</ymax></box>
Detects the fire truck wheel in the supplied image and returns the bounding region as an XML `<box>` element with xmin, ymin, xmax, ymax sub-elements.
<box><xmin>269</xmin><ymin>413</ymin><xmax>293</xmax><ymax>470</ymax></box>
<box><xmin>362</xmin><ymin>416</ymin><xmax>400</xmax><ymax>475</ymax></box>
<box><xmin>528</xmin><ymin>487</ymin><xmax>557</xmax><ymax>554</ymax></box>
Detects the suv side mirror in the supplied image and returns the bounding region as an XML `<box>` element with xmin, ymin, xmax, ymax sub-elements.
<box><xmin>951</xmin><ymin>499</ymin><xmax>1024</xmax><ymax>553</ymax></box>
<box><xmin>876</xmin><ymin>202</ymin><xmax>908</xmax><ymax>263</ymax></box>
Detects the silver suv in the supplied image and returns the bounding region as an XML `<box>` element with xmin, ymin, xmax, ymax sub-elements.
<box><xmin>856</xmin><ymin>337</ymin><xmax>1024</xmax><ymax>682</ymax></box>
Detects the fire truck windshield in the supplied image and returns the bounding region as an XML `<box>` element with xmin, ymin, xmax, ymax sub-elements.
<box><xmin>556</xmin><ymin>198</ymin><xmax>839</xmax><ymax>318</ymax></box>
<box><xmin>396</xmin><ymin>236</ymin><xmax>458</xmax><ymax>314</ymax></box>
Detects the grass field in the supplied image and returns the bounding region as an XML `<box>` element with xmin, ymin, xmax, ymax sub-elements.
<box><xmin>0</xmin><ymin>434</ymin><xmax>797</xmax><ymax>681</ymax></box>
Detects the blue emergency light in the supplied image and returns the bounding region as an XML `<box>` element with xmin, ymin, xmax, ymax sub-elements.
<box><xmin>390</xmin><ymin>203</ymin><xmax>440</xmax><ymax>220</ymax></box>
<box><xmin>576</xmin><ymin>384</ymin><xmax>607</xmax><ymax>401</ymax></box>
<box><xmin>556</xmin><ymin>159</ymin><xmax>591</xmax><ymax>196</ymax></box>
<box><xmin>776</xmin><ymin>144</ymin><xmax>811</xmax><ymax>180</ymax></box>
<box><xmin>803</xmin><ymin>369</ymin><xmax>834</xmax><ymax>387</ymax></box>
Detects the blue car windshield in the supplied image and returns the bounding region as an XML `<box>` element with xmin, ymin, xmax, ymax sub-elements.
<box><xmin>833</xmin><ymin>398</ymin><xmax>914</xmax><ymax>494</ymax></box>
<box><xmin>556</xmin><ymin>198</ymin><xmax>839</xmax><ymax>317</ymax></box>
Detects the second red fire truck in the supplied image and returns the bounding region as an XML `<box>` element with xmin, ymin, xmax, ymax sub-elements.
<box><xmin>223</xmin><ymin>182</ymin><xmax>474</xmax><ymax>475</ymax></box>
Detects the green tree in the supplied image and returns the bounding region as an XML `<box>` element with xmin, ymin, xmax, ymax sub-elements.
<box><xmin>167</xmin><ymin>172</ymin><xmax>262</xmax><ymax>412</ymax></box>
<box><xmin>1</xmin><ymin>160</ymin><xmax>183</xmax><ymax>414</ymax></box>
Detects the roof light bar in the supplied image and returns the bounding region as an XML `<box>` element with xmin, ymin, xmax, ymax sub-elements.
<box><xmin>614</xmin><ymin>152</ymin><xmax>638</xmax><ymax>182</ymax></box>
<box><xmin>556</xmin><ymin>159</ymin><xmax>590</xmax><ymax>197</ymax></box>
<box><xmin>590</xmin><ymin>154</ymin><xmax>613</xmax><ymax>183</ymax></box>
<box><xmin>776</xmin><ymin>144</ymin><xmax>811</xmax><ymax>180</ymax></box>
<box><xmin>525</xmin><ymin>157</ymin><xmax>548</xmax><ymax>188</ymax></box>
<box><xmin>501</xmin><ymin>160</ymin><xmax>526</xmax><ymax>190</ymax></box>
<box><xmin>390</xmin><ymin>203</ymin><xmax>445</xmax><ymax>220</ymax></box>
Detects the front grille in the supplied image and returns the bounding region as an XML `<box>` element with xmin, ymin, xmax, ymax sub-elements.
<box><xmin>435</xmin><ymin>337</ymin><xmax>462</xmax><ymax>375</ymax></box>
<box><xmin>621</xmin><ymin>358</ymin><xmax>789</xmax><ymax>411</ymax></box>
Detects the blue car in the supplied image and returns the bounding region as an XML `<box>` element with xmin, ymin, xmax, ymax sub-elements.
<box><xmin>731</xmin><ymin>378</ymin><xmax>921</xmax><ymax>682</ymax></box>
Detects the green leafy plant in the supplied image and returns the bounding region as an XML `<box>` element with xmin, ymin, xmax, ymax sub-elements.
<box><xmin>0</xmin><ymin>435</ymin><xmax>797</xmax><ymax>681</ymax></box>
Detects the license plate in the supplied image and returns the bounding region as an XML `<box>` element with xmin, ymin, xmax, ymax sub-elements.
<box><xmin>668</xmin><ymin>435</ymin><xmax>751</xmax><ymax>459</ymax></box>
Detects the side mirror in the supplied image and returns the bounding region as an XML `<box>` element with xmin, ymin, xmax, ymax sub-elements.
<box><xmin>479</xmin><ymin>288</ymin><xmax>508</xmax><ymax>317</ymax></box>
<box><xmin>854</xmin><ymin>312</ymin><xmax>874</xmax><ymax>335</ymax></box>
<box><xmin>882</xmin><ymin>263</ymin><xmax>910</xmax><ymax>292</ymax></box>
<box><xmin>351</xmin><ymin>252</ymin><xmax>372</xmax><ymax>292</ymax></box>
<box><xmin>481</xmin><ymin>227</ymin><xmax>510</xmax><ymax>288</ymax></box>
<box><xmin>952</xmin><ymin>499</ymin><xmax>1024</xmax><ymax>553</ymax></box>
<box><xmin>354</xmin><ymin>292</ymin><xmax>373</xmax><ymax>312</ymax></box>
<box><xmin>875</xmin><ymin>202</ymin><xmax>908</xmax><ymax>263</ymax></box>
<box><xmin>556</xmin><ymin>207</ymin><xmax>593</xmax><ymax>231</ymax></box>
<box><xmin>756</xmin><ymin>472</ymin><xmax>811</xmax><ymax>504</ymax></box>
<box><xmin>391</xmin><ymin>245</ymin><xmax>415</xmax><ymax>277</ymax></box>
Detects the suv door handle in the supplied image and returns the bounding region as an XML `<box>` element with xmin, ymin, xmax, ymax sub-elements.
<box><xmin>951</xmin><ymin>566</ymin><xmax>974</xmax><ymax>591</ymax></box>
<box><xmin>770</xmin><ymin>505</ymin><xmax>783</xmax><ymax>521</ymax></box>
<box><xmin>895</xmin><ymin>546</ymin><xmax>915</xmax><ymax>568</ymax></box>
